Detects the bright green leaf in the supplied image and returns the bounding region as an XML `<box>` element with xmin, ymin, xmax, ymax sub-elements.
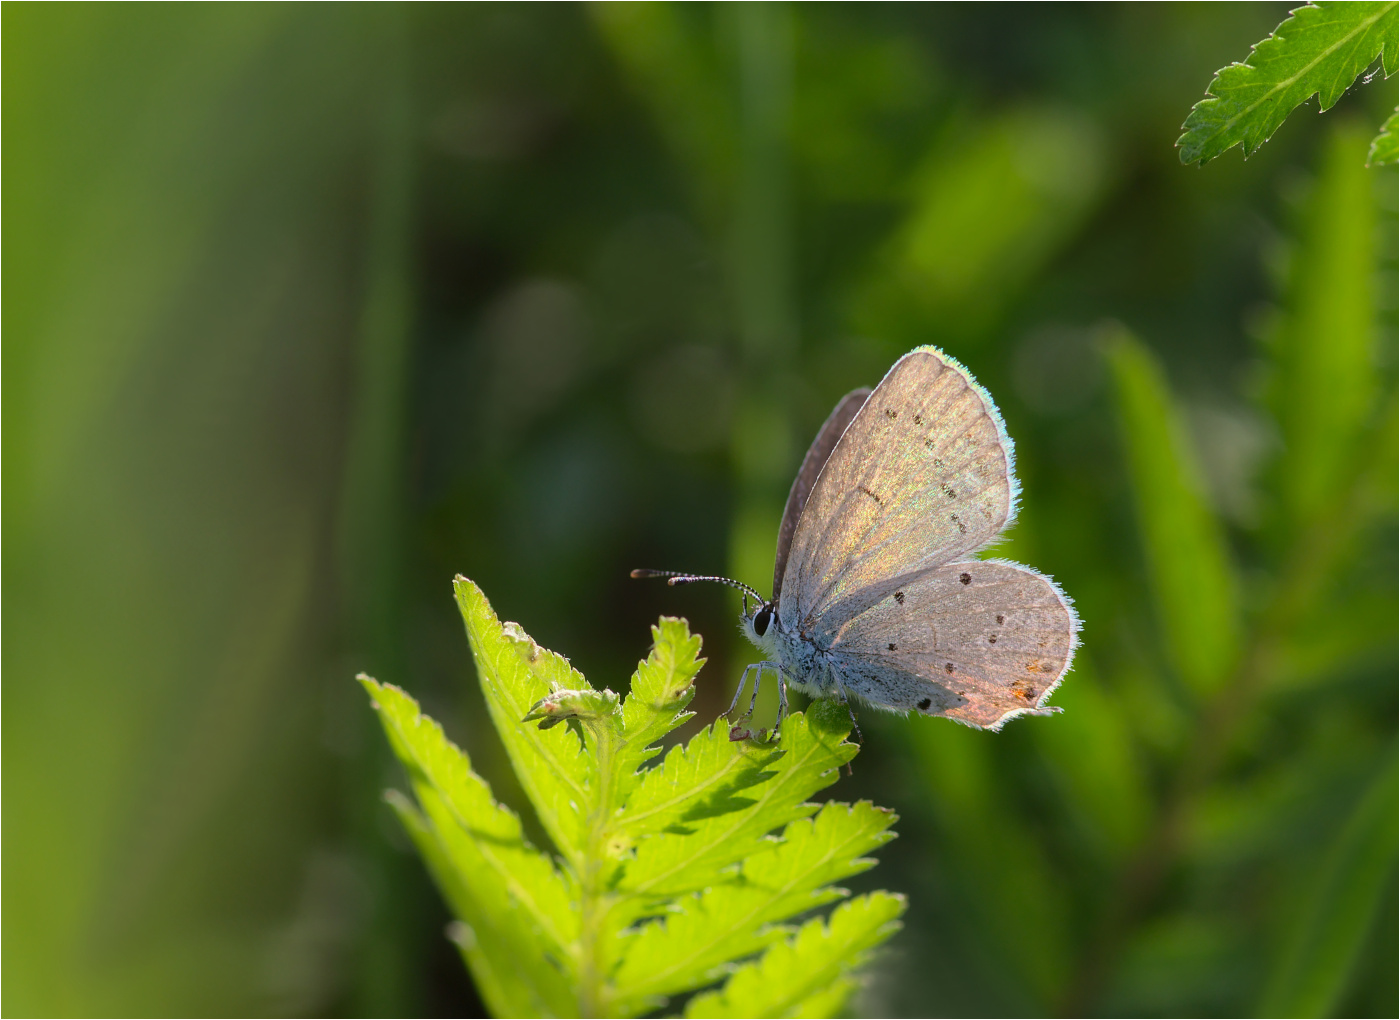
<box><xmin>366</xmin><ymin>578</ymin><xmax>902</xmax><ymax>1017</ymax></box>
<box><xmin>620</xmin><ymin>702</ymin><xmax>859</xmax><ymax>900</ymax></box>
<box><xmin>1366</xmin><ymin>107</ymin><xmax>1398</xmax><ymax>164</ymax></box>
<box><xmin>1178</xmin><ymin>1</ymin><xmax>1398</xmax><ymax>165</ymax></box>
<box><xmin>454</xmin><ymin>576</ymin><xmax>594</xmax><ymax>864</ymax></box>
<box><xmin>1105</xmin><ymin>328</ymin><xmax>1241</xmax><ymax>697</ymax></box>
<box><xmin>363</xmin><ymin>679</ymin><xmax>578</xmax><ymax>1016</ymax></box>
<box><xmin>611</xmin><ymin>801</ymin><xmax>897</xmax><ymax>1008</ymax></box>
<box><xmin>684</xmin><ymin>892</ymin><xmax>907</xmax><ymax>1018</ymax></box>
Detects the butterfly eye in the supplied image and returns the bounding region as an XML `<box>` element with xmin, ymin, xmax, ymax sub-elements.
<box><xmin>752</xmin><ymin>607</ymin><xmax>773</xmax><ymax>637</ymax></box>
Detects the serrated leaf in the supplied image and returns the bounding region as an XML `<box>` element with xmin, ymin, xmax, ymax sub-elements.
<box><xmin>614</xmin><ymin>720</ymin><xmax>785</xmax><ymax>843</ymax></box>
<box><xmin>363</xmin><ymin>678</ymin><xmax>578</xmax><ymax>1016</ymax></box>
<box><xmin>609</xmin><ymin>801</ymin><xmax>897</xmax><ymax>1010</ymax></box>
<box><xmin>683</xmin><ymin>892</ymin><xmax>907</xmax><ymax>1018</ymax></box>
<box><xmin>1366</xmin><ymin>108</ymin><xmax>1398</xmax><ymax>164</ymax></box>
<box><xmin>369</xmin><ymin>579</ymin><xmax>901</xmax><ymax>1018</ymax></box>
<box><xmin>615</xmin><ymin>617</ymin><xmax>705</xmax><ymax>801</ymax></box>
<box><xmin>622</xmin><ymin>703</ymin><xmax>859</xmax><ymax>900</ymax></box>
<box><xmin>1178</xmin><ymin>1</ymin><xmax>1399</xmax><ymax>165</ymax></box>
<box><xmin>1104</xmin><ymin>329</ymin><xmax>1241</xmax><ymax>697</ymax></box>
<box><xmin>454</xmin><ymin>575</ymin><xmax>594</xmax><ymax>864</ymax></box>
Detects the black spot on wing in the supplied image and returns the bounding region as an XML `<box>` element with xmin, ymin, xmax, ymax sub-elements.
<box><xmin>959</xmin><ymin>572</ymin><xmax>971</xmax><ymax>585</ymax></box>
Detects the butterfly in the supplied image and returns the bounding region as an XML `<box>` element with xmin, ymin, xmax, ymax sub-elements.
<box><xmin>635</xmin><ymin>345</ymin><xmax>1080</xmax><ymax>737</ymax></box>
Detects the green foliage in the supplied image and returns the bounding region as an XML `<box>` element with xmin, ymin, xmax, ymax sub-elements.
<box><xmin>1367</xmin><ymin>107</ymin><xmax>1399</xmax><ymax>163</ymax></box>
<box><xmin>361</xmin><ymin>577</ymin><xmax>903</xmax><ymax>1018</ymax></box>
<box><xmin>1177</xmin><ymin>1</ymin><xmax>1398</xmax><ymax>165</ymax></box>
<box><xmin>1084</xmin><ymin>122</ymin><xmax>1395</xmax><ymax>1015</ymax></box>
<box><xmin>1103</xmin><ymin>327</ymin><xmax>1240</xmax><ymax>698</ymax></box>
<box><xmin>1259</xmin><ymin>761</ymin><xmax>1399</xmax><ymax>1016</ymax></box>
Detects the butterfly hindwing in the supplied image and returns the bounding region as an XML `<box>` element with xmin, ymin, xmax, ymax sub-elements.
<box><xmin>824</xmin><ymin>559</ymin><xmax>1078</xmax><ymax>729</ymax></box>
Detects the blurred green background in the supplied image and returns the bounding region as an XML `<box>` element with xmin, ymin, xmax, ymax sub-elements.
<box><xmin>5</xmin><ymin>3</ymin><xmax>1396</xmax><ymax>1016</ymax></box>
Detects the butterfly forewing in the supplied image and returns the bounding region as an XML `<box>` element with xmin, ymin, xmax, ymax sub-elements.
<box><xmin>779</xmin><ymin>348</ymin><xmax>1017</xmax><ymax>639</ymax></box>
<box><xmin>824</xmin><ymin>560</ymin><xmax>1077</xmax><ymax>729</ymax></box>
<box><xmin>773</xmin><ymin>387</ymin><xmax>870</xmax><ymax>602</ymax></box>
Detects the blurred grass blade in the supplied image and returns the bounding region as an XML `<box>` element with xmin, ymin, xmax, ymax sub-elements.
<box><xmin>1177</xmin><ymin>1</ymin><xmax>1399</xmax><ymax>165</ymax></box>
<box><xmin>909</xmin><ymin>723</ymin><xmax>1070</xmax><ymax>1009</ymax></box>
<box><xmin>1105</xmin><ymin>328</ymin><xmax>1241</xmax><ymax>698</ymax></box>
<box><xmin>1264</xmin><ymin>124</ymin><xmax>1381</xmax><ymax>537</ymax></box>
<box><xmin>591</xmin><ymin>2</ymin><xmax>734</xmax><ymax>213</ymax></box>
<box><xmin>855</xmin><ymin>105</ymin><xmax>1109</xmax><ymax>345</ymax></box>
<box><xmin>683</xmin><ymin>892</ymin><xmax>906</xmax><ymax>1018</ymax></box>
<box><xmin>1258</xmin><ymin>758</ymin><xmax>1399</xmax><ymax>1016</ymax></box>
<box><xmin>1366</xmin><ymin>108</ymin><xmax>1398</xmax><ymax>165</ymax></box>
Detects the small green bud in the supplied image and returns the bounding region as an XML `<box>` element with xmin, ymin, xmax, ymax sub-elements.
<box><xmin>523</xmin><ymin>688</ymin><xmax>620</xmax><ymax>729</ymax></box>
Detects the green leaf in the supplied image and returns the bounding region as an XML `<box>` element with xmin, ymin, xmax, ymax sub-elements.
<box><xmin>1178</xmin><ymin>1</ymin><xmax>1399</xmax><ymax>165</ymax></box>
<box><xmin>362</xmin><ymin>678</ymin><xmax>578</xmax><ymax>1017</ymax></box>
<box><xmin>454</xmin><ymin>577</ymin><xmax>595</xmax><ymax>864</ymax></box>
<box><xmin>1104</xmin><ymin>328</ymin><xmax>1241</xmax><ymax>698</ymax></box>
<box><xmin>611</xmin><ymin>801</ymin><xmax>897</xmax><ymax>1008</ymax></box>
<box><xmin>1258</xmin><ymin>758</ymin><xmax>1399</xmax><ymax>1016</ymax></box>
<box><xmin>1366</xmin><ymin>107</ymin><xmax>1398</xmax><ymax>164</ymax></box>
<box><xmin>366</xmin><ymin>578</ymin><xmax>903</xmax><ymax>1017</ymax></box>
<box><xmin>1261</xmin><ymin>123</ymin><xmax>1382</xmax><ymax>542</ymax></box>
<box><xmin>684</xmin><ymin>892</ymin><xmax>907</xmax><ymax>1018</ymax></box>
<box><xmin>619</xmin><ymin>702</ymin><xmax>860</xmax><ymax>900</ymax></box>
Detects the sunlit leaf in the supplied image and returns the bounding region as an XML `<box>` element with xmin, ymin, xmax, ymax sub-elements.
<box><xmin>611</xmin><ymin>801</ymin><xmax>896</xmax><ymax>1008</ymax></box>
<box><xmin>1178</xmin><ymin>1</ymin><xmax>1399</xmax><ymax>165</ymax></box>
<box><xmin>684</xmin><ymin>893</ymin><xmax>906</xmax><ymax>1018</ymax></box>
<box><xmin>366</xmin><ymin>578</ymin><xmax>902</xmax><ymax>1017</ymax></box>
<box><xmin>363</xmin><ymin>679</ymin><xmax>578</xmax><ymax>1016</ymax></box>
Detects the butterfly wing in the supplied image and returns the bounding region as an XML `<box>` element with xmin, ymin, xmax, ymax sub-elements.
<box><xmin>773</xmin><ymin>387</ymin><xmax>871</xmax><ymax>602</ymax></box>
<box><xmin>778</xmin><ymin>347</ymin><xmax>1018</xmax><ymax>639</ymax></box>
<box><xmin>823</xmin><ymin>559</ymin><xmax>1079</xmax><ymax>729</ymax></box>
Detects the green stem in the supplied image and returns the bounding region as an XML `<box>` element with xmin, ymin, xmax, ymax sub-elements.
<box><xmin>577</xmin><ymin>722</ymin><xmax>624</xmax><ymax>1017</ymax></box>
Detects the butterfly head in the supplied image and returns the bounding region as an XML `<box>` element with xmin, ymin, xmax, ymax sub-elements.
<box><xmin>741</xmin><ymin>598</ymin><xmax>781</xmax><ymax>654</ymax></box>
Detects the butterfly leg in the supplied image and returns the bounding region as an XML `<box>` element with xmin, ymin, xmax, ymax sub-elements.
<box><xmin>745</xmin><ymin>663</ymin><xmax>766</xmax><ymax>718</ymax></box>
<box><xmin>728</xmin><ymin>661</ymin><xmax>780</xmax><ymax>741</ymax></box>
<box><xmin>726</xmin><ymin>664</ymin><xmax>755</xmax><ymax>717</ymax></box>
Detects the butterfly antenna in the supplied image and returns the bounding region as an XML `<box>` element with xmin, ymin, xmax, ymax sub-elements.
<box><xmin>630</xmin><ymin>569</ymin><xmax>765</xmax><ymax>609</ymax></box>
